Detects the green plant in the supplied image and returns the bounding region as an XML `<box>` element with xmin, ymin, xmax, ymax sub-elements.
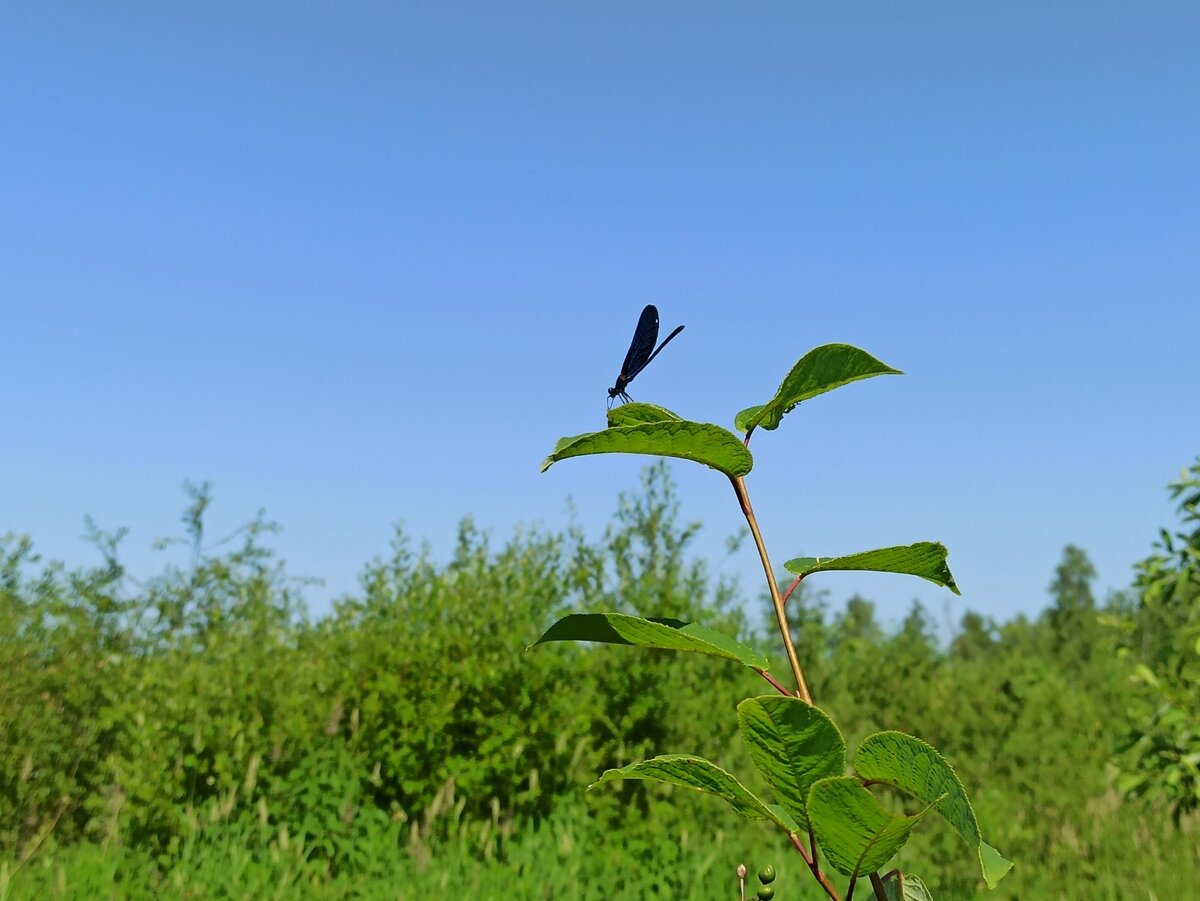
<box><xmin>1107</xmin><ymin>458</ymin><xmax>1200</xmax><ymax>822</ymax></box>
<box><xmin>534</xmin><ymin>343</ymin><xmax>1013</xmax><ymax>899</ymax></box>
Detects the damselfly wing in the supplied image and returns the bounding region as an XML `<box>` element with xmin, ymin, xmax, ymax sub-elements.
<box><xmin>607</xmin><ymin>305</ymin><xmax>685</xmax><ymax>406</ymax></box>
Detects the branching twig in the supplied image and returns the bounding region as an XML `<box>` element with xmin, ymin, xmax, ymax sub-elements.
<box><xmin>788</xmin><ymin>832</ymin><xmax>842</xmax><ymax>901</ymax></box>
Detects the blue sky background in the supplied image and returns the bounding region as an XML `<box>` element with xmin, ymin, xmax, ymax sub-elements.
<box><xmin>3</xmin><ymin>2</ymin><xmax>1197</xmax><ymax>629</ymax></box>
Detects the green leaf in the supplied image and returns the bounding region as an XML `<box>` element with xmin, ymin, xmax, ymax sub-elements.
<box><xmin>854</xmin><ymin>731</ymin><xmax>1013</xmax><ymax>888</ymax></box>
<box><xmin>590</xmin><ymin>755</ymin><xmax>794</xmax><ymax>831</ymax></box>
<box><xmin>1132</xmin><ymin>662</ymin><xmax>1161</xmax><ymax>689</ymax></box>
<box><xmin>607</xmin><ymin>402</ymin><xmax>682</xmax><ymax>427</ymax></box>
<box><xmin>737</xmin><ymin>697</ymin><xmax>845</xmax><ymax>829</ymax></box>
<box><xmin>783</xmin><ymin>543</ymin><xmax>960</xmax><ymax>595</ymax></box>
<box><xmin>807</xmin><ymin>777</ymin><xmax>939</xmax><ymax>878</ymax></box>
<box><xmin>541</xmin><ymin>421</ymin><xmax>752</xmax><ymax>478</ymax></box>
<box><xmin>978</xmin><ymin>843</ymin><xmax>1014</xmax><ymax>889</ymax></box>
<box><xmin>733</xmin><ymin>404</ymin><xmax>767</xmax><ymax>432</ymax></box>
<box><xmin>765</xmin><ymin>804</ymin><xmax>802</xmax><ymax>835</ymax></box>
<box><xmin>882</xmin><ymin>873</ymin><xmax>934</xmax><ymax>901</ymax></box>
<box><xmin>736</xmin><ymin>344</ymin><xmax>902</xmax><ymax>436</ymax></box>
<box><xmin>529</xmin><ymin>613</ymin><xmax>769</xmax><ymax>669</ymax></box>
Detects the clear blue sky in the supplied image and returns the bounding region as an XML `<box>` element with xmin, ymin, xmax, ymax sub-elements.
<box><xmin>3</xmin><ymin>2</ymin><xmax>1197</xmax><ymax>628</ymax></box>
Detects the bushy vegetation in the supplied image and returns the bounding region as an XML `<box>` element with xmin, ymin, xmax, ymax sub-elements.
<box><xmin>2</xmin><ymin>463</ymin><xmax>1198</xmax><ymax>898</ymax></box>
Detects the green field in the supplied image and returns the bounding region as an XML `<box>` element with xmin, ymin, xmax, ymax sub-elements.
<box><xmin>3</xmin><ymin>465</ymin><xmax>1198</xmax><ymax>899</ymax></box>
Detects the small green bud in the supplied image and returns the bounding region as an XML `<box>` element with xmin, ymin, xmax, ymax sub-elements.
<box><xmin>758</xmin><ymin>865</ymin><xmax>776</xmax><ymax>884</ymax></box>
<box><xmin>756</xmin><ymin>887</ymin><xmax>774</xmax><ymax>900</ymax></box>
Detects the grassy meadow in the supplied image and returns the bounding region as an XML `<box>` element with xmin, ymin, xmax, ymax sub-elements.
<box><xmin>2</xmin><ymin>464</ymin><xmax>1198</xmax><ymax>899</ymax></box>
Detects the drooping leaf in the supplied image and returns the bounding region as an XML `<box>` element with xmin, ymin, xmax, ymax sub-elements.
<box><xmin>737</xmin><ymin>697</ymin><xmax>845</xmax><ymax>829</ymax></box>
<box><xmin>854</xmin><ymin>731</ymin><xmax>1013</xmax><ymax>888</ymax></box>
<box><xmin>590</xmin><ymin>755</ymin><xmax>794</xmax><ymax>831</ymax></box>
<box><xmin>882</xmin><ymin>872</ymin><xmax>934</xmax><ymax>901</ymax></box>
<box><xmin>736</xmin><ymin>344</ymin><xmax>901</xmax><ymax>436</ymax></box>
<box><xmin>807</xmin><ymin>776</ymin><xmax>940</xmax><ymax>878</ymax></box>
<box><xmin>607</xmin><ymin>402</ymin><xmax>682</xmax><ymax>427</ymax></box>
<box><xmin>783</xmin><ymin>543</ymin><xmax>960</xmax><ymax>595</ymax></box>
<box><xmin>542</xmin><ymin>421</ymin><xmax>752</xmax><ymax>478</ymax></box>
<box><xmin>530</xmin><ymin>613</ymin><xmax>769</xmax><ymax>669</ymax></box>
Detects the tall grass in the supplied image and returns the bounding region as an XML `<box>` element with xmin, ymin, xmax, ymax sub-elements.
<box><xmin>3</xmin><ymin>794</ymin><xmax>1196</xmax><ymax>899</ymax></box>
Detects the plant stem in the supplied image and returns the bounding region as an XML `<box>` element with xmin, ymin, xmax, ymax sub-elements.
<box><xmin>730</xmin><ymin>476</ymin><xmax>812</xmax><ymax>704</ymax></box>
<box><xmin>757</xmin><ymin>668</ymin><xmax>794</xmax><ymax>697</ymax></box>
<box><xmin>732</xmin><ymin>476</ymin><xmax>835</xmax><ymax>900</ymax></box>
<box><xmin>868</xmin><ymin>872</ymin><xmax>889</xmax><ymax>900</ymax></box>
<box><xmin>788</xmin><ymin>832</ymin><xmax>842</xmax><ymax>901</ymax></box>
<box><xmin>781</xmin><ymin>574</ymin><xmax>803</xmax><ymax>606</ymax></box>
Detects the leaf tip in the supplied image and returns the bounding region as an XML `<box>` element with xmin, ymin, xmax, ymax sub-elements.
<box><xmin>979</xmin><ymin>842</ymin><xmax>1014</xmax><ymax>888</ymax></box>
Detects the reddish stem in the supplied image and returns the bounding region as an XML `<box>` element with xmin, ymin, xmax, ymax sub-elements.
<box><xmin>757</xmin><ymin>668</ymin><xmax>794</xmax><ymax>697</ymax></box>
<box><xmin>789</xmin><ymin>830</ymin><xmax>813</xmax><ymax>864</ymax></box>
<box><xmin>788</xmin><ymin>831</ymin><xmax>843</xmax><ymax>901</ymax></box>
<box><xmin>781</xmin><ymin>574</ymin><xmax>803</xmax><ymax>606</ymax></box>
